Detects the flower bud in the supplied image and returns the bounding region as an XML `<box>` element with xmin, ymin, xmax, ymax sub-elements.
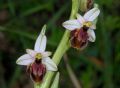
<box><xmin>79</xmin><ymin>0</ymin><xmax>94</xmax><ymax>12</ymax></box>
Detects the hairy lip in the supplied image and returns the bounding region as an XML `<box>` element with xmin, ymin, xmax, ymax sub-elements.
<box><xmin>70</xmin><ymin>28</ymin><xmax>88</xmax><ymax>49</ymax></box>
<box><xmin>27</xmin><ymin>61</ymin><xmax>46</xmax><ymax>83</ymax></box>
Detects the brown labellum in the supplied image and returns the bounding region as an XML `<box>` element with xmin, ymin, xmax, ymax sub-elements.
<box><xmin>70</xmin><ymin>27</ymin><xmax>89</xmax><ymax>50</ymax></box>
<box><xmin>27</xmin><ymin>60</ymin><xmax>46</xmax><ymax>83</ymax></box>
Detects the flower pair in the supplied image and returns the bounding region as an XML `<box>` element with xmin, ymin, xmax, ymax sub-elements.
<box><xmin>16</xmin><ymin>7</ymin><xmax>100</xmax><ymax>84</ymax></box>
<box><xmin>16</xmin><ymin>25</ymin><xmax>57</xmax><ymax>83</ymax></box>
<box><xmin>63</xmin><ymin>7</ymin><xmax>100</xmax><ymax>50</ymax></box>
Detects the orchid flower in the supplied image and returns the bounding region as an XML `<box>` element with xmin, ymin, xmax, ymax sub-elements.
<box><xmin>62</xmin><ymin>7</ymin><xmax>100</xmax><ymax>49</ymax></box>
<box><xmin>16</xmin><ymin>25</ymin><xmax>57</xmax><ymax>83</ymax></box>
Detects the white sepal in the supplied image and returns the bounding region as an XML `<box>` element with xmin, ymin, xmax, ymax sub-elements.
<box><xmin>87</xmin><ymin>29</ymin><xmax>96</xmax><ymax>42</ymax></box>
<box><xmin>84</xmin><ymin>8</ymin><xmax>100</xmax><ymax>21</ymax></box>
<box><xmin>34</xmin><ymin>25</ymin><xmax>47</xmax><ymax>52</ymax></box>
<box><xmin>42</xmin><ymin>57</ymin><xmax>57</xmax><ymax>71</ymax></box>
<box><xmin>16</xmin><ymin>54</ymin><xmax>34</xmax><ymax>65</ymax></box>
<box><xmin>62</xmin><ymin>20</ymin><xmax>81</xmax><ymax>30</ymax></box>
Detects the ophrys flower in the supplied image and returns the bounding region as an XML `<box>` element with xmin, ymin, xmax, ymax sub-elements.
<box><xmin>16</xmin><ymin>25</ymin><xmax>57</xmax><ymax>83</ymax></box>
<box><xmin>62</xmin><ymin>7</ymin><xmax>100</xmax><ymax>50</ymax></box>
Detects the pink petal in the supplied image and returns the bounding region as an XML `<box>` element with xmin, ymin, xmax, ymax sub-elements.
<box><xmin>76</xmin><ymin>13</ymin><xmax>85</xmax><ymax>24</ymax></box>
<box><xmin>26</xmin><ymin>49</ymin><xmax>37</xmax><ymax>57</ymax></box>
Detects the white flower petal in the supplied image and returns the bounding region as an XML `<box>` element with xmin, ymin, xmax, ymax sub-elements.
<box><xmin>34</xmin><ymin>25</ymin><xmax>47</xmax><ymax>52</ymax></box>
<box><xmin>76</xmin><ymin>13</ymin><xmax>85</xmax><ymax>24</ymax></box>
<box><xmin>42</xmin><ymin>57</ymin><xmax>57</xmax><ymax>71</ymax></box>
<box><xmin>84</xmin><ymin>8</ymin><xmax>100</xmax><ymax>21</ymax></box>
<box><xmin>62</xmin><ymin>20</ymin><xmax>82</xmax><ymax>30</ymax></box>
<box><xmin>87</xmin><ymin>29</ymin><xmax>96</xmax><ymax>42</ymax></box>
<box><xmin>16</xmin><ymin>54</ymin><xmax>34</xmax><ymax>65</ymax></box>
<box><xmin>41</xmin><ymin>51</ymin><xmax>52</xmax><ymax>58</ymax></box>
<box><xmin>26</xmin><ymin>49</ymin><xmax>37</xmax><ymax>58</ymax></box>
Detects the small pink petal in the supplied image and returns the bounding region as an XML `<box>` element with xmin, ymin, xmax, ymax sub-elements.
<box><xmin>41</xmin><ymin>51</ymin><xmax>52</xmax><ymax>58</ymax></box>
<box><xmin>76</xmin><ymin>14</ymin><xmax>85</xmax><ymax>24</ymax></box>
<box><xmin>26</xmin><ymin>49</ymin><xmax>37</xmax><ymax>58</ymax></box>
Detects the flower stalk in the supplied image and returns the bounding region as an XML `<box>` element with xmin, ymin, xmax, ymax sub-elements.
<box><xmin>34</xmin><ymin>83</ymin><xmax>40</xmax><ymax>88</ymax></box>
<box><xmin>40</xmin><ymin>0</ymin><xmax>79</xmax><ymax>88</ymax></box>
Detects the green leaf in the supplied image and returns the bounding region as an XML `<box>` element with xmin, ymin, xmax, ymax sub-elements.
<box><xmin>51</xmin><ymin>72</ymin><xmax>60</xmax><ymax>88</ymax></box>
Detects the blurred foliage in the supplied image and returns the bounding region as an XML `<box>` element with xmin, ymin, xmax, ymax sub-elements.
<box><xmin>0</xmin><ymin>0</ymin><xmax>120</xmax><ymax>88</ymax></box>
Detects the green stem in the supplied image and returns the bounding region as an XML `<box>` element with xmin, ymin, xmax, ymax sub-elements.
<box><xmin>34</xmin><ymin>83</ymin><xmax>40</xmax><ymax>88</ymax></box>
<box><xmin>40</xmin><ymin>0</ymin><xmax>79</xmax><ymax>88</ymax></box>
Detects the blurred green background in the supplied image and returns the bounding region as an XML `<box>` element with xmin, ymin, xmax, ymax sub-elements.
<box><xmin>0</xmin><ymin>0</ymin><xmax>119</xmax><ymax>88</ymax></box>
